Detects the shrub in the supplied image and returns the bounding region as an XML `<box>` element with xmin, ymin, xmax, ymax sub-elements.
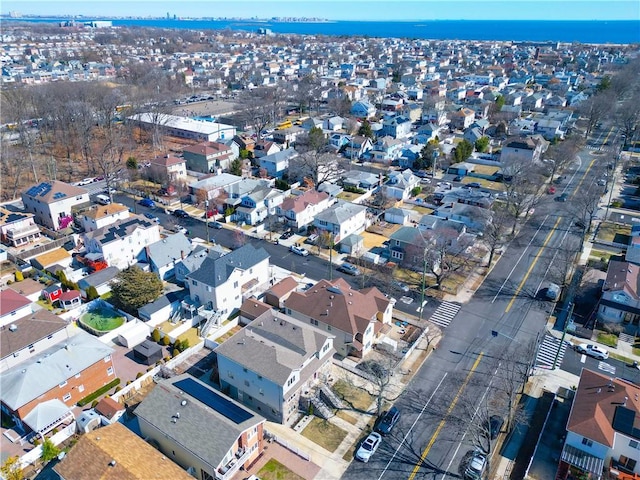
<box><xmin>411</xmin><ymin>186</ymin><xmax>422</xmax><ymax>197</ymax></box>
<box><xmin>136</xmin><ymin>372</ymin><xmax>144</xmax><ymax>379</ymax></box>
<box><xmin>77</xmin><ymin>378</ymin><xmax>121</xmax><ymax>406</ymax></box>
<box><xmin>152</xmin><ymin>328</ymin><xmax>161</xmax><ymax>343</ymax></box>
<box><xmin>41</xmin><ymin>438</ymin><xmax>61</xmax><ymax>463</ymax></box>
<box><xmin>172</xmin><ymin>348</ymin><xmax>180</xmax><ymax>358</ymax></box>
<box><xmin>611</xmin><ymin>200</ymin><xmax>623</xmax><ymax>208</ymax></box>
<box><xmin>162</xmin><ymin>336</ymin><xmax>171</xmax><ymax>346</ymax></box>
<box><xmin>14</xmin><ymin>271</ymin><xmax>23</xmax><ymax>282</ymax></box>
<box><xmin>91</xmin><ymin>400</ymin><xmax>99</xmax><ymax>408</ymax></box>
<box><xmin>86</xmin><ymin>286</ymin><xmax>99</xmax><ymax>301</ymax></box>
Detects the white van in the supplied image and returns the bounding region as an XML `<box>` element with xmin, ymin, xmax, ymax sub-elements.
<box><xmin>96</xmin><ymin>194</ymin><xmax>111</xmax><ymax>205</ymax></box>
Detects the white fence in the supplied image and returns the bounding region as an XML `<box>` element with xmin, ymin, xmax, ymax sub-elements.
<box><xmin>18</xmin><ymin>422</ymin><xmax>76</xmax><ymax>469</ymax></box>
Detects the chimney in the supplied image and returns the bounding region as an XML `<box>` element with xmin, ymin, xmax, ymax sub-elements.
<box><xmin>181</xmin><ymin>250</ymin><xmax>185</xmax><ymax>260</ymax></box>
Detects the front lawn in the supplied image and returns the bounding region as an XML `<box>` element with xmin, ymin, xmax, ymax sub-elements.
<box><xmin>301</xmin><ymin>417</ymin><xmax>348</xmax><ymax>452</ymax></box>
<box><xmin>258</xmin><ymin>459</ymin><xmax>305</xmax><ymax>480</ymax></box>
<box><xmin>596</xmin><ymin>222</ymin><xmax>631</xmax><ymax>243</ymax></box>
<box><xmin>332</xmin><ymin>380</ymin><xmax>374</xmax><ymax>412</ymax></box>
<box><xmin>596</xmin><ymin>332</ymin><xmax>618</xmax><ymax>348</ymax></box>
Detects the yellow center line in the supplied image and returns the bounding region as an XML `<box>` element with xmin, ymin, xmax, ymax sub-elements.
<box><xmin>407</xmin><ymin>353</ymin><xmax>484</xmax><ymax>480</ymax></box>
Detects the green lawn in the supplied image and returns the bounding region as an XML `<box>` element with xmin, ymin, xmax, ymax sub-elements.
<box><xmin>597</xmin><ymin>332</ymin><xmax>618</xmax><ymax>348</ymax></box>
<box><xmin>258</xmin><ymin>459</ymin><xmax>305</xmax><ymax>480</ymax></box>
<box><xmin>301</xmin><ymin>417</ymin><xmax>348</xmax><ymax>452</ymax></box>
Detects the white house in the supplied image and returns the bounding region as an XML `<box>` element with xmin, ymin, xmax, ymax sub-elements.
<box><xmin>80</xmin><ymin>203</ymin><xmax>130</xmax><ymax>233</ymax></box>
<box><xmin>276</xmin><ymin>189</ymin><xmax>332</xmax><ymax>231</ymax></box>
<box><xmin>0</xmin><ymin>207</ymin><xmax>41</xmax><ymax>248</ymax></box>
<box><xmin>382</xmin><ymin>169</ymin><xmax>420</xmax><ymax>201</ymax></box>
<box><xmin>22</xmin><ymin>181</ymin><xmax>90</xmax><ymax>231</ymax></box>
<box><xmin>185</xmin><ymin>244</ymin><xmax>270</xmax><ymax>317</ymax></box>
<box><xmin>0</xmin><ymin>289</ymin><xmax>33</xmax><ymax>328</ymax></box>
<box><xmin>259</xmin><ymin>147</ymin><xmax>298</xmax><ymax>179</ymax></box>
<box><xmin>83</xmin><ymin>216</ymin><xmax>161</xmax><ymax>270</ymax></box>
<box><xmin>558</xmin><ymin>369</ymin><xmax>640</xmax><ymax>480</ymax></box>
<box><xmin>144</xmin><ymin>233</ymin><xmax>193</xmax><ymax>280</ymax></box>
<box><xmin>215</xmin><ymin>309</ymin><xmax>335</xmax><ymax>425</ymax></box>
<box><xmin>313</xmin><ymin>200</ymin><xmax>368</xmax><ymax>244</ymax></box>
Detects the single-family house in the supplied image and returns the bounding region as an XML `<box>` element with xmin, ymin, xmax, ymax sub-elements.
<box><xmin>215</xmin><ymin>309</ymin><xmax>335</xmax><ymax>425</ymax></box>
<box><xmin>384</xmin><ymin>207</ymin><xmax>415</xmax><ymax>225</ymax></box>
<box><xmin>83</xmin><ymin>216</ymin><xmax>161</xmax><ymax>270</ymax></box>
<box><xmin>329</xmin><ymin>133</ymin><xmax>351</xmax><ymax>150</ymax></box>
<box><xmin>380</xmin><ymin>115</ymin><xmax>412</xmax><ymax>139</ymax></box>
<box><xmin>535</xmin><ymin>118</ymin><xmax>565</xmax><ymax>140</ymax></box>
<box><xmin>77</xmin><ymin>266</ymin><xmax>119</xmax><ymax>299</ymax></box>
<box><xmin>183</xmin><ymin>141</ymin><xmax>236</xmax><ymax>173</ymax></box>
<box><xmin>189</xmin><ymin>173</ymin><xmax>242</xmax><ymax>204</ymax></box>
<box><xmin>147</xmin><ymin>154</ymin><xmax>187</xmax><ymax>183</ymax></box>
<box><xmin>231</xmin><ymin>182</ymin><xmax>285</xmax><ymax>226</ymax></box>
<box><xmin>30</xmin><ymin>248</ymin><xmax>72</xmax><ymax>271</ymax></box>
<box><xmin>382</xmin><ymin>169</ymin><xmax>420</xmax><ymax>201</ymax></box>
<box><xmin>313</xmin><ymin>200</ymin><xmax>368</xmax><ymax>244</ymax></box>
<box><xmin>500</xmin><ymin>136</ymin><xmax>549</xmax><ymax>166</ymax></box>
<box><xmin>557</xmin><ymin>369</ymin><xmax>640</xmax><ymax>480</ymax></box>
<box><xmin>434</xmin><ymin>202</ymin><xmax>492</xmax><ymax>231</ymax></box>
<box><xmin>343</xmin><ymin>135</ymin><xmax>374</xmax><ymax>160</ymax></box>
<box><xmin>369</xmin><ymin>136</ymin><xmax>405</xmax><ymax>164</ymax></box>
<box><xmin>135</xmin><ymin>374</ymin><xmax>266</xmax><ymax>480</ymax></box>
<box><xmin>323</xmin><ymin>116</ymin><xmax>344</xmax><ymax>131</ymax></box>
<box><xmin>0</xmin><ymin>206</ymin><xmax>41</xmax><ymax>247</ymax></box>
<box><xmin>54</xmin><ymin>422</ymin><xmax>193</xmax><ymax>480</ymax></box>
<box><xmin>449</xmin><ymin>108</ymin><xmax>476</xmax><ymax>130</ymax></box>
<box><xmin>80</xmin><ymin>203</ymin><xmax>130</xmax><ymax>233</ymax></box>
<box><xmin>144</xmin><ymin>233</ymin><xmax>193</xmax><ymax>280</ymax></box>
<box><xmin>283</xmin><ymin>278</ymin><xmax>393</xmax><ymax>358</ymax></box>
<box><xmin>262</xmin><ymin>277</ymin><xmax>299</xmax><ymax>309</ymax></box>
<box><xmin>22</xmin><ymin>181</ymin><xmax>90</xmax><ymax>231</ymax></box>
<box><xmin>277</xmin><ymin>189</ymin><xmax>332</xmax><ymax>231</ymax></box>
<box><xmin>598</xmin><ymin>260</ymin><xmax>640</xmax><ymax>324</ymax></box>
<box><xmin>341</xmin><ymin>170</ymin><xmax>381</xmax><ymax>191</ymax></box>
<box><xmin>259</xmin><ymin>147</ymin><xmax>298</xmax><ymax>179</ymax></box>
<box><xmin>0</xmin><ymin>289</ymin><xmax>33</xmax><ymax>327</ymax></box>
<box><xmin>351</xmin><ymin>100</ymin><xmax>376</xmax><ymax>119</ymax></box>
<box><xmin>57</xmin><ymin>290</ymin><xmax>82</xmax><ymax>310</ymax></box>
<box><xmin>185</xmin><ymin>244</ymin><xmax>270</xmax><ymax>317</ymax></box>
<box><xmin>1</xmin><ymin>330</ymin><xmax>115</xmax><ymax>431</ymax></box>
<box><xmin>272</xmin><ymin>126</ymin><xmax>305</xmax><ymax>145</ymax></box>
<box><xmin>253</xmin><ymin>140</ymin><xmax>281</xmax><ymax>159</ymax></box>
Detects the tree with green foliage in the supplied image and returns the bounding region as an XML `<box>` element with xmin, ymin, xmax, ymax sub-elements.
<box><xmin>413</xmin><ymin>142</ymin><xmax>438</xmax><ymax>170</ymax></box>
<box><xmin>41</xmin><ymin>438</ymin><xmax>60</xmax><ymax>463</ymax></box>
<box><xmin>162</xmin><ymin>335</ymin><xmax>171</xmax><ymax>346</ymax></box>
<box><xmin>453</xmin><ymin>140</ymin><xmax>474</xmax><ymax>162</ymax></box>
<box><xmin>411</xmin><ymin>186</ymin><xmax>422</xmax><ymax>197</ymax></box>
<box><xmin>0</xmin><ymin>456</ymin><xmax>23</xmax><ymax>480</ymax></box>
<box><xmin>152</xmin><ymin>328</ymin><xmax>161</xmax><ymax>342</ymax></box>
<box><xmin>596</xmin><ymin>75</ymin><xmax>611</xmax><ymax>92</ymax></box>
<box><xmin>239</xmin><ymin>148</ymin><xmax>252</xmax><ymax>160</ymax></box>
<box><xmin>275</xmin><ymin>178</ymin><xmax>289</xmax><ymax>190</ymax></box>
<box><xmin>126</xmin><ymin>156</ymin><xmax>138</xmax><ymax>170</ymax></box>
<box><xmin>110</xmin><ymin>266</ymin><xmax>163</xmax><ymax>314</ymax></box>
<box><xmin>495</xmin><ymin>95</ymin><xmax>505</xmax><ymax>110</ymax></box>
<box><xmin>475</xmin><ymin>137</ymin><xmax>490</xmax><ymax>153</ymax></box>
<box><xmin>357</xmin><ymin>119</ymin><xmax>374</xmax><ymax>139</ymax></box>
<box><xmin>86</xmin><ymin>286</ymin><xmax>99</xmax><ymax>301</ymax></box>
<box><xmin>229</xmin><ymin>158</ymin><xmax>243</xmax><ymax>176</ymax></box>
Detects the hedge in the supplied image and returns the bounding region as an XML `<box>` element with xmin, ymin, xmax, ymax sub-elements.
<box><xmin>77</xmin><ymin>378</ymin><xmax>121</xmax><ymax>406</ymax></box>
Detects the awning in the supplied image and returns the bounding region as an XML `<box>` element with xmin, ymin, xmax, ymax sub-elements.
<box><xmin>561</xmin><ymin>443</ymin><xmax>605</xmax><ymax>477</ymax></box>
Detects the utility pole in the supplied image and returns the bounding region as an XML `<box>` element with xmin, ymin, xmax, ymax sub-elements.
<box><xmin>205</xmin><ymin>200</ymin><xmax>210</xmax><ymax>244</ymax></box>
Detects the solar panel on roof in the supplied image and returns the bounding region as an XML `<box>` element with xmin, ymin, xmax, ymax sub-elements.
<box><xmin>612</xmin><ymin>406</ymin><xmax>635</xmax><ymax>436</ymax></box>
<box><xmin>38</xmin><ymin>183</ymin><xmax>52</xmax><ymax>197</ymax></box>
<box><xmin>173</xmin><ymin>377</ymin><xmax>253</xmax><ymax>424</ymax></box>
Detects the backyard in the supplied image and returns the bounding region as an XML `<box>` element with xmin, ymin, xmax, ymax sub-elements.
<box><xmin>258</xmin><ymin>459</ymin><xmax>305</xmax><ymax>480</ymax></box>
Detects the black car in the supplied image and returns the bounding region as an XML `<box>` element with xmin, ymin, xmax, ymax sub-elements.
<box><xmin>280</xmin><ymin>230</ymin><xmax>294</xmax><ymax>240</ymax></box>
<box><xmin>172</xmin><ymin>209</ymin><xmax>190</xmax><ymax>218</ymax></box>
<box><xmin>489</xmin><ymin>415</ymin><xmax>504</xmax><ymax>440</ymax></box>
<box><xmin>376</xmin><ymin>406</ymin><xmax>401</xmax><ymax>435</ymax></box>
<box><xmin>555</xmin><ymin>193</ymin><xmax>568</xmax><ymax>202</ymax></box>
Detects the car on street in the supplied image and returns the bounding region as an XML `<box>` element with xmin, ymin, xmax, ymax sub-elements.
<box><xmin>138</xmin><ymin>198</ymin><xmax>156</xmax><ymax>208</ymax></box>
<box><xmin>547</xmin><ymin>186</ymin><xmax>556</xmax><ymax>194</ymax></box>
<box><xmin>376</xmin><ymin>406</ymin><xmax>401</xmax><ymax>435</ymax></box>
<box><xmin>576</xmin><ymin>343</ymin><xmax>609</xmax><ymax>360</ymax></box>
<box><xmin>467</xmin><ymin>182</ymin><xmax>482</xmax><ymax>188</ymax></box>
<box><xmin>290</xmin><ymin>245</ymin><xmax>309</xmax><ymax>256</ymax></box>
<box><xmin>392</xmin><ymin>280</ymin><xmax>410</xmax><ymax>293</ymax></box>
<box><xmin>489</xmin><ymin>415</ymin><xmax>504</xmax><ymax>440</ymax></box>
<box><xmin>555</xmin><ymin>193</ymin><xmax>569</xmax><ymax>202</ymax></box>
<box><xmin>453</xmin><ymin>175</ymin><xmax>464</xmax><ymax>182</ymax></box>
<box><xmin>144</xmin><ymin>212</ymin><xmax>160</xmax><ymax>223</ymax></box>
<box><xmin>464</xmin><ymin>452</ymin><xmax>487</xmax><ymax>480</ymax></box>
<box><xmin>545</xmin><ymin>283</ymin><xmax>560</xmax><ymax>301</ymax></box>
<box><xmin>203</xmin><ymin>210</ymin><xmax>216</xmax><ymax>218</ymax></box>
<box><xmin>172</xmin><ymin>209</ymin><xmax>190</xmax><ymax>218</ymax></box>
<box><xmin>211</xmin><ymin>221</ymin><xmax>223</xmax><ymax>229</ymax></box>
<box><xmin>337</xmin><ymin>263</ymin><xmax>361</xmax><ymax>276</ymax></box>
<box><xmin>597</xmin><ymin>179</ymin><xmax>607</xmax><ymax>187</ymax></box>
<box><xmin>171</xmin><ymin>225</ymin><xmax>189</xmax><ymax>235</ymax></box>
<box><xmin>355</xmin><ymin>432</ymin><xmax>382</xmax><ymax>462</ymax></box>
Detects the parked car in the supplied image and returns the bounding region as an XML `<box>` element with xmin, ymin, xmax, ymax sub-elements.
<box><xmin>211</xmin><ymin>221</ymin><xmax>223</xmax><ymax>229</ymax></box>
<box><xmin>203</xmin><ymin>210</ymin><xmax>216</xmax><ymax>218</ymax></box>
<box><xmin>306</xmin><ymin>233</ymin><xmax>319</xmax><ymax>244</ymax></box>
<box><xmin>547</xmin><ymin>186</ymin><xmax>556</xmax><ymax>194</ymax></box>
<box><xmin>453</xmin><ymin>175</ymin><xmax>464</xmax><ymax>182</ymax></box>
<box><xmin>171</xmin><ymin>225</ymin><xmax>189</xmax><ymax>235</ymax></box>
<box><xmin>545</xmin><ymin>283</ymin><xmax>560</xmax><ymax>301</ymax></box>
<box><xmin>467</xmin><ymin>182</ymin><xmax>482</xmax><ymax>188</ymax></box>
<box><xmin>489</xmin><ymin>415</ymin><xmax>504</xmax><ymax>440</ymax></box>
<box><xmin>138</xmin><ymin>198</ymin><xmax>156</xmax><ymax>208</ymax></box>
<box><xmin>576</xmin><ymin>343</ymin><xmax>609</xmax><ymax>360</ymax></box>
<box><xmin>392</xmin><ymin>281</ymin><xmax>410</xmax><ymax>294</ymax></box>
<box><xmin>280</xmin><ymin>230</ymin><xmax>294</xmax><ymax>240</ymax></box>
<box><xmin>290</xmin><ymin>245</ymin><xmax>310</xmax><ymax>257</ymax></box>
<box><xmin>355</xmin><ymin>432</ymin><xmax>382</xmax><ymax>462</ymax></box>
<box><xmin>464</xmin><ymin>452</ymin><xmax>487</xmax><ymax>480</ymax></box>
<box><xmin>172</xmin><ymin>209</ymin><xmax>190</xmax><ymax>218</ymax></box>
<box><xmin>555</xmin><ymin>193</ymin><xmax>569</xmax><ymax>202</ymax></box>
<box><xmin>144</xmin><ymin>212</ymin><xmax>160</xmax><ymax>223</ymax></box>
<box><xmin>337</xmin><ymin>263</ymin><xmax>361</xmax><ymax>276</ymax></box>
<box><xmin>376</xmin><ymin>406</ymin><xmax>401</xmax><ymax>435</ymax></box>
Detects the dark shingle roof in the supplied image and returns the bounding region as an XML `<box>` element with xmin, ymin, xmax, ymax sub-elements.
<box><xmin>187</xmin><ymin>244</ymin><xmax>269</xmax><ymax>287</ymax></box>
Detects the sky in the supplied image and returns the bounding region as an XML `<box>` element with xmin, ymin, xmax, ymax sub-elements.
<box><xmin>1</xmin><ymin>0</ymin><xmax>638</xmax><ymax>21</ymax></box>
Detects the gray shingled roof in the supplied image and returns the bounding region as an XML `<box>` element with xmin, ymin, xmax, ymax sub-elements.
<box><xmin>187</xmin><ymin>244</ymin><xmax>269</xmax><ymax>287</ymax></box>
<box><xmin>78</xmin><ymin>266</ymin><xmax>119</xmax><ymax>289</ymax></box>
<box><xmin>134</xmin><ymin>374</ymin><xmax>264</xmax><ymax>470</ymax></box>
<box><xmin>214</xmin><ymin>310</ymin><xmax>333</xmax><ymax>385</ymax></box>
<box><xmin>1</xmin><ymin>331</ymin><xmax>114</xmax><ymax>410</ymax></box>
<box><xmin>314</xmin><ymin>200</ymin><xmax>366</xmax><ymax>225</ymax></box>
<box><xmin>84</xmin><ymin>216</ymin><xmax>156</xmax><ymax>246</ymax></box>
<box><xmin>146</xmin><ymin>233</ymin><xmax>192</xmax><ymax>269</ymax></box>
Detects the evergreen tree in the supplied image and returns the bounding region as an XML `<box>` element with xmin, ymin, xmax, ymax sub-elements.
<box><xmin>357</xmin><ymin>119</ymin><xmax>374</xmax><ymax>139</ymax></box>
<box><xmin>110</xmin><ymin>267</ymin><xmax>163</xmax><ymax>314</ymax></box>
<box><xmin>229</xmin><ymin>158</ymin><xmax>243</xmax><ymax>176</ymax></box>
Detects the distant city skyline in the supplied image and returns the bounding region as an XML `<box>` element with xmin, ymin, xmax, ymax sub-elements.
<box><xmin>1</xmin><ymin>0</ymin><xmax>638</xmax><ymax>21</ymax></box>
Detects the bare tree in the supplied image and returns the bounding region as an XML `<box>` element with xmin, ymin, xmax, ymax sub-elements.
<box><xmin>357</xmin><ymin>358</ymin><xmax>401</xmax><ymax>417</ymax></box>
<box><xmin>616</xmin><ymin>92</ymin><xmax>640</xmax><ymax>142</ymax></box>
<box><xmin>501</xmin><ymin>158</ymin><xmax>547</xmax><ymax>234</ymax></box>
<box><xmin>482</xmin><ymin>205</ymin><xmax>512</xmax><ymax>267</ymax></box>
<box><xmin>289</xmin><ymin>151</ymin><xmax>345</xmax><ymax>187</ymax></box>
<box><xmin>580</xmin><ymin>91</ymin><xmax>615</xmax><ymax>138</ymax></box>
<box><xmin>542</xmin><ymin>134</ymin><xmax>584</xmax><ymax>182</ymax></box>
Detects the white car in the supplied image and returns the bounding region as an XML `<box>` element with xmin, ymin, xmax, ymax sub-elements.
<box><xmin>355</xmin><ymin>432</ymin><xmax>382</xmax><ymax>462</ymax></box>
<box><xmin>464</xmin><ymin>453</ymin><xmax>487</xmax><ymax>479</ymax></box>
<box><xmin>576</xmin><ymin>343</ymin><xmax>609</xmax><ymax>360</ymax></box>
<box><xmin>290</xmin><ymin>245</ymin><xmax>309</xmax><ymax>257</ymax></box>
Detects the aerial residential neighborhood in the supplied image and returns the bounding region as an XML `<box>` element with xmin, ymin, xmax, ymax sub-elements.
<box><xmin>0</xmin><ymin>11</ymin><xmax>639</xmax><ymax>480</ymax></box>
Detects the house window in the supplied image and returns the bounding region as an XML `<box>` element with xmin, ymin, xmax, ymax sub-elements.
<box><xmin>104</xmin><ymin>355</ymin><xmax>111</xmax><ymax>362</ymax></box>
<box><xmin>228</xmin><ymin>371</ymin><xmax>234</xmax><ymax>379</ymax></box>
<box><xmin>244</xmin><ymin>380</ymin><xmax>250</xmax><ymax>387</ymax></box>
<box><xmin>59</xmin><ymin>381</ymin><xmax>67</xmax><ymax>388</ymax></box>
<box><xmin>234</xmin><ymin>281</ymin><xmax>239</xmax><ymax>288</ymax></box>
<box><xmin>78</xmin><ymin>385</ymin><xmax>84</xmax><ymax>393</ymax></box>
<box><xmin>581</xmin><ymin>438</ymin><xmax>593</xmax><ymax>447</ymax></box>
<box><xmin>619</xmin><ymin>456</ymin><xmax>637</xmax><ymax>471</ymax></box>
<box><xmin>630</xmin><ymin>440</ymin><xmax>639</xmax><ymax>449</ymax></box>
<box><xmin>192</xmin><ymin>280</ymin><xmax>198</xmax><ymax>287</ymax></box>
<box><xmin>62</xmin><ymin>393</ymin><xmax>72</xmax><ymax>402</ymax></box>
<box><xmin>107</xmin><ymin>366</ymin><xmax>114</xmax><ymax>376</ymax></box>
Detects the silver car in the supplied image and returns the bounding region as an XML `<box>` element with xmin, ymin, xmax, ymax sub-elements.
<box><xmin>355</xmin><ymin>432</ymin><xmax>382</xmax><ymax>462</ymax></box>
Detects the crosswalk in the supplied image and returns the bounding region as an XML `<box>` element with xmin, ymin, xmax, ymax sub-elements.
<box><xmin>535</xmin><ymin>334</ymin><xmax>569</xmax><ymax>369</ymax></box>
<box><xmin>586</xmin><ymin>145</ymin><xmax>615</xmax><ymax>153</ymax></box>
<box><xmin>598</xmin><ymin>361</ymin><xmax>616</xmax><ymax>375</ymax></box>
<box><xmin>427</xmin><ymin>301</ymin><xmax>461</xmax><ymax>329</ymax></box>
